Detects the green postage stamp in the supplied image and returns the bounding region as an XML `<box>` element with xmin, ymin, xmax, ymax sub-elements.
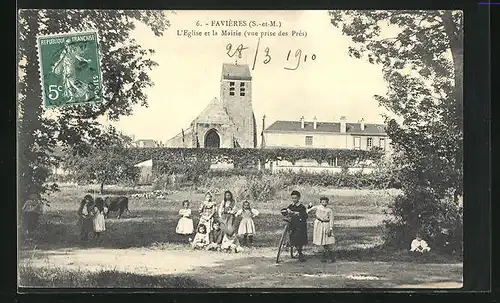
<box><xmin>37</xmin><ymin>31</ymin><xmax>103</xmax><ymax>108</ymax></box>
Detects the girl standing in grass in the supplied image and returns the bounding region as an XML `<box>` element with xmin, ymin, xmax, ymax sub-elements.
<box><xmin>235</xmin><ymin>201</ymin><xmax>259</xmax><ymax>247</ymax></box>
<box><xmin>217</xmin><ymin>190</ymin><xmax>237</xmax><ymax>235</ymax></box>
<box><xmin>307</xmin><ymin>196</ymin><xmax>336</xmax><ymax>263</ymax></box>
<box><xmin>77</xmin><ymin>195</ymin><xmax>94</xmax><ymax>241</ymax></box>
<box><xmin>92</xmin><ymin>197</ymin><xmax>107</xmax><ymax>242</ymax></box>
<box><xmin>176</xmin><ymin>200</ymin><xmax>194</xmax><ymax>241</ymax></box>
<box><xmin>198</xmin><ymin>192</ymin><xmax>217</xmax><ymax>231</ymax></box>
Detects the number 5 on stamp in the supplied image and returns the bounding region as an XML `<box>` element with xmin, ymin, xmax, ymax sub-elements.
<box><xmin>37</xmin><ymin>31</ymin><xmax>103</xmax><ymax>108</ymax></box>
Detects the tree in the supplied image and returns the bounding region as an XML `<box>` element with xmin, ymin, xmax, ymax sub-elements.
<box><xmin>330</xmin><ymin>10</ymin><xmax>463</xmax><ymax>252</ymax></box>
<box><xmin>18</xmin><ymin>10</ymin><xmax>169</xmax><ymax>203</ymax></box>
<box><xmin>63</xmin><ymin>130</ymin><xmax>139</xmax><ymax>193</ymax></box>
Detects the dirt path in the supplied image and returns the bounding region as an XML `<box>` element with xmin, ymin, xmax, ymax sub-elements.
<box><xmin>19</xmin><ymin>246</ymin><xmax>463</xmax><ymax>288</ymax></box>
<box><xmin>20</xmin><ymin>247</ymin><xmax>249</xmax><ymax>276</ymax></box>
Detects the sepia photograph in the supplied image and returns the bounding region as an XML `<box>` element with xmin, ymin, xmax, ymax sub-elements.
<box><xmin>17</xmin><ymin>9</ymin><xmax>463</xmax><ymax>289</ymax></box>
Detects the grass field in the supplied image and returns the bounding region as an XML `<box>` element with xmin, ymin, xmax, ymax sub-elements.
<box><xmin>18</xmin><ymin>183</ymin><xmax>463</xmax><ymax>288</ymax></box>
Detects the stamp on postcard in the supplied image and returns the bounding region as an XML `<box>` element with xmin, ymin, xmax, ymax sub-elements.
<box><xmin>36</xmin><ymin>31</ymin><xmax>102</xmax><ymax>108</ymax></box>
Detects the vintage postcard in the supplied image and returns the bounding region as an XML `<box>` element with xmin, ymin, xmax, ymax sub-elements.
<box><xmin>17</xmin><ymin>10</ymin><xmax>463</xmax><ymax>289</ymax></box>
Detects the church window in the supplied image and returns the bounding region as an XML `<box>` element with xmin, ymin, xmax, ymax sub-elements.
<box><xmin>305</xmin><ymin>136</ymin><xmax>313</xmax><ymax>146</ymax></box>
<box><xmin>229</xmin><ymin>81</ymin><xmax>235</xmax><ymax>95</ymax></box>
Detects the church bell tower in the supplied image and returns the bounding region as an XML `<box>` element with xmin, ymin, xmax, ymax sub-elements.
<box><xmin>220</xmin><ymin>63</ymin><xmax>257</xmax><ymax>148</ymax></box>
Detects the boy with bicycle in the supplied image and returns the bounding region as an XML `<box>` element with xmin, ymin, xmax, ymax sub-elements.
<box><xmin>281</xmin><ymin>190</ymin><xmax>308</xmax><ymax>262</ymax></box>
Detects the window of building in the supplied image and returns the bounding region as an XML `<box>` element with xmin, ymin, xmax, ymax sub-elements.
<box><xmin>229</xmin><ymin>84</ymin><xmax>235</xmax><ymax>96</ymax></box>
<box><xmin>240</xmin><ymin>82</ymin><xmax>245</xmax><ymax>87</ymax></box>
<box><xmin>230</xmin><ymin>82</ymin><xmax>235</xmax><ymax>86</ymax></box>
<box><xmin>367</xmin><ymin>137</ymin><xmax>373</xmax><ymax>148</ymax></box>
<box><xmin>305</xmin><ymin>136</ymin><xmax>313</xmax><ymax>146</ymax></box>
<box><xmin>379</xmin><ymin>138</ymin><xmax>385</xmax><ymax>149</ymax></box>
<box><xmin>240</xmin><ymin>86</ymin><xmax>246</xmax><ymax>96</ymax></box>
<box><xmin>354</xmin><ymin>137</ymin><xmax>361</xmax><ymax>149</ymax></box>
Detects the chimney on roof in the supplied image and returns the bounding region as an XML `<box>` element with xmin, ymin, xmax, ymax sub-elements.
<box><xmin>360</xmin><ymin>118</ymin><xmax>365</xmax><ymax>131</ymax></box>
<box><xmin>340</xmin><ymin>116</ymin><xmax>347</xmax><ymax>133</ymax></box>
<box><xmin>300</xmin><ymin>116</ymin><xmax>305</xmax><ymax>129</ymax></box>
<box><xmin>313</xmin><ymin>116</ymin><xmax>317</xmax><ymax>129</ymax></box>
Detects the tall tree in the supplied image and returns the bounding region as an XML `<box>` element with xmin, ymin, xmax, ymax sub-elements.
<box><xmin>18</xmin><ymin>10</ymin><xmax>169</xmax><ymax>203</ymax></box>
<box><xmin>330</xmin><ymin>10</ymin><xmax>463</xmax><ymax>251</ymax></box>
<box><xmin>330</xmin><ymin>10</ymin><xmax>463</xmax><ymax>201</ymax></box>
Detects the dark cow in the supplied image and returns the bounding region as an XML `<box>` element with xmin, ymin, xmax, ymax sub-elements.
<box><xmin>104</xmin><ymin>196</ymin><xmax>130</xmax><ymax>219</ymax></box>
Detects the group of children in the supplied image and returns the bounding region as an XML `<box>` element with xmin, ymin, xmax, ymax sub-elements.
<box><xmin>77</xmin><ymin>194</ymin><xmax>108</xmax><ymax>242</ymax></box>
<box><xmin>175</xmin><ymin>191</ymin><xmax>259</xmax><ymax>252</ymax></box>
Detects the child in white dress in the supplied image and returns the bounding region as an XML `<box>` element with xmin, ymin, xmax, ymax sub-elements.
<box><xmin>92</xmin><ymin>197</ymin><xmax>108</xmax><ymax>243</ymax></box>
<box><xmin>191</xmin><ymin>224</ymin><xmax>209</xmax><ymax>250</ymax></box>
<box><xmin>235</xmin><ymin>201</ymin><xmax>259</xmax><ymax>247</ymax></box>
<box><xmin>221</xmin><ymin>230</ymin><xmax>244</xmax><ymax>253</ymax></box>
<box><xmin>410</xmin><ymin>233</ymin><xmax>431</xmax><ymax>253</ymax></box>
<box><xmin>307</xmin><ymin>196</ymin><xmax>336</xmax><ymax>262</ymax></box>
<box><xmin>176</xmin><ymin>200</ymin><xmax>194</xmax><ymax>241</ymax></box>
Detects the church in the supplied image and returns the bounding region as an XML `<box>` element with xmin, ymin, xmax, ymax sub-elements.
<box><xmin>165</xmin><ymin>63</ymin><xmax>258</xmax><ymax>148</ymax></box>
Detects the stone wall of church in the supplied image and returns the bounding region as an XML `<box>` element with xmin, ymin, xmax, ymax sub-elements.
<box><xmin>220</xmin><ymin>79</ymin><xmax>256</xmax><ymax>148</ymax></box>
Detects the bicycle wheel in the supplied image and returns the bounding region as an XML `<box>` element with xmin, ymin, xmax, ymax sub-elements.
<box><xmin>276</xmin><ymin>225</ymin><xmax>289</xmax><ymax>263</ymax></box>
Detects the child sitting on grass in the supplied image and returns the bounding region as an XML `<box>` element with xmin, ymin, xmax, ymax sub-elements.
<box><xmin>206</xmin><ymin>221</ymin><xmax>224</xmax><ymax>251</ymax></box>
<box><xmin>410</xmin><ymin>232</ymin><xmax>431</xmax><ymax>253</ymax></box>
<box><xmin>191</xmin><ymin>224</ymin><xmax>209</xmax><ymax>250</ymax></box>
<box><xmin>221</xmin><ymin>230</ymin><xmax>244</xmax><ymax>253</ymax></box>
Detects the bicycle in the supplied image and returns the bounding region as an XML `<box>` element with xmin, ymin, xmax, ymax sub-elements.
<box><xmin>276</xmin><ymin>211</ymin><xmax>299</xmax><ymax>263</ymax></box>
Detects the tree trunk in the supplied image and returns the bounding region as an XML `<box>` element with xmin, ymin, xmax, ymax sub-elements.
<box><xmin>18</xmin><ymin>11</ymin><xmax>42</xmax><ymax>204</ymax></box>
<box><xmin>100</xmin><ymin>182</ymin><xmax>105</xmax><ymax>194</ymax></box>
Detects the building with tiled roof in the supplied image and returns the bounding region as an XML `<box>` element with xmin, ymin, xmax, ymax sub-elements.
<box><xmin>262</xmin><ymin>116</ymin><xmax>390</xmax><ymax>151</ymax></box>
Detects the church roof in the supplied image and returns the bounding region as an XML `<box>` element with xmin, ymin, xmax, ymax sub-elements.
<box><xmin>194</xmin><ymin>97</ymin><xmax>232</xmax><ymax>124</ymax></box>
<box><xmin>264</xmin><ymin>120</ymin><xmax>387</xmax><ymax>135</ymax></box>
<box><xmin>221</xmin><ymin>63</ymin><xmax>252</xmax><ymax>81</ymax></box>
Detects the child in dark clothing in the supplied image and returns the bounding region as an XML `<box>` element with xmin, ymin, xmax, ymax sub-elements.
<box><xmin>77</xmin><ymin>195</ymin><xmax>94</xmax><ymax>241</ymax></box>
<box><xmin>206</xmin><ymin>221</ymin><xmax>224</xmax><ymax>251</ymax></box>
<box><xmin>281</xmin><ymin>190</ymin><xmax>308</xmax><ymax>262</ymax></box>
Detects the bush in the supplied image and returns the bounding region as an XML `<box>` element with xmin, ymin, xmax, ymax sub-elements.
<box><xmin>155</xmin><ymin>159</ymin><xmax>210</xmax><ymax>183</ymax></box>
<box><xmin>276</xmin><ymin>170</ymin><xmax>399</xmax><ymax>189</ymax></box>
<box><xmin>383</xmin><ymin>186</ymin><xmax>463</xmax><ymax>256</ymax></box>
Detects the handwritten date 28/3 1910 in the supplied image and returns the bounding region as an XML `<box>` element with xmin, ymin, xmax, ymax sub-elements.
<box><xmin>226</xmin><ymin>38</ymin><xmax>316</xmax><ymax>71</ymax></box>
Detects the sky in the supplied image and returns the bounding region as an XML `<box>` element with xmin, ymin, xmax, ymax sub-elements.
<box><xmin>101</xmin><ymin>10</ymin><xmax>396</xmax><ymax>143</ymax></box>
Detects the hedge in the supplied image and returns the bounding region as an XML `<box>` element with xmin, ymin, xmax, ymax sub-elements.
<box><xmin>126</xmin><ymin>147</ymin><xmax>384</xmax><ymax>168</ymax></box>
